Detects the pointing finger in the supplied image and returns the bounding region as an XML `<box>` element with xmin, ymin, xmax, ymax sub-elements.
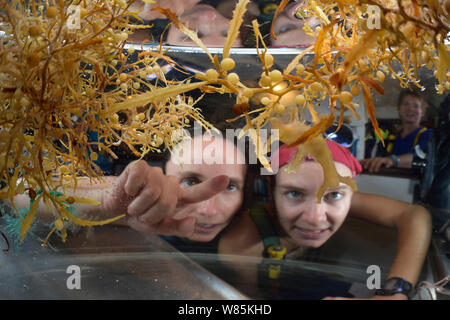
<box><xmin>178</xmin><ymin>175</ymin><xmax>230</xmax><ymax>207</ymax></box>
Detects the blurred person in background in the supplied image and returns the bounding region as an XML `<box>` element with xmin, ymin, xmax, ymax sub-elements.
<box><xmin>361</xmin><ymin>89</ymin><xmax>433</xmax><ymax>173</ymax></box>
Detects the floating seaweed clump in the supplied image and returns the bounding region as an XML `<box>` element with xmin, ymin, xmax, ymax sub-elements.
<box><xmin>0</xmin><ymin>0</ymin><xmax>448</xmax><ymax>246</ymax></box>
<box><xmin>0</xmin><ymin>0</ymin><xmax>212</xmax><ymax>247</ymax></box>
<box><xmin>163</xmin><ymin>0</ymin><xmax>449</xmax><ymax>199</ymax></box>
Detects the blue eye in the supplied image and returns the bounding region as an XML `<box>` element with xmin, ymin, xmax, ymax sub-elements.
<box><xmin>286</xmin><ymin>191</ymin><xmax>302</xmax><ymax>199</ymax></box>
<box><xmin>180</xmin><ymin>177</ymin><xmax>200</xmax><ymax>188</ymax></box>
<box><xmin>226</xmin><ymin>183</ymin><xmax>238</xmax><ymax>192</ymax></box>
<box><xmin>325</xmin><ymin>191</ymin><xmax>344</xmax><ymax>201</ymax></box>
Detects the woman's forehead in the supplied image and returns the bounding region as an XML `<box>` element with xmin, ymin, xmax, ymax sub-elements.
<box><xmin>171</xmin><ymin>162</ymin><xmax>246</xmax><ymax>183</ymax></box>
<box><xmin>180</xmin><ymin>4</ymin><xmax>230</xmax><ymax>24</ymax></box>
<box><xmin>167</xmin><ymin>134</ymin><xmax>246</xmax><ymax>175</ymax></box>
<box><xmin>276</xmin><ymin>160</ymin><xmax>353</xmax><ymax>185</ymax></box>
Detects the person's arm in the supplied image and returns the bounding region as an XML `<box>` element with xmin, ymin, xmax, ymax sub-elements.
<box><xmin>360</xmin><ymin>153</ymin><xmax>413</xmax><ymax>173</ymax></box>
<box><xmin>217</xmin><ymin>210</ymin><xmax>265</xmax><ymax>298</ymax></box>
<box><xmin>218</xmin><ymin>210</ymin><xmax>264</xmax><ymax>257</ymax></box>
<box><xmin>10</xmin><ymin>160</ymin><xmax>231</xmax><ymax>238</ymax></box>
<box><xmin>10</xmin><ymin>176</ymin><xmax>119</xmax><ymax>225</ymax></box>
<box><xmin>396</xmin><ymin>153</ymin><xmax>414</xmax><ymax>168</ymax></box>
<box><xmin>349</xmin><ymin>192</ymin><xmax>432</xmax><ymax>299</ymax></box>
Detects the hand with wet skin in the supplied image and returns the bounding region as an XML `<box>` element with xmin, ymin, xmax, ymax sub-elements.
<box><xmin>102</xmin><ymin>160</ymin><xmax>230</xmax><ymax>238</ymax></box>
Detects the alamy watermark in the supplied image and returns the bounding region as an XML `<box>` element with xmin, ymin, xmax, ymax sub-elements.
<box><xmin>170</xmin><ymin>121</ymin><xmax>280</xmax><ymax>175</ymax></box>
<box><xmin>66</xmin><ymin>5</ymin><xmax>81</xmax><ymax>31</ymax></box>
<box><xmin>66</xmin><ymin>265</ymin><xmax>81</xmax><ymax>290</ymax></box>
<box><xmin>366</xmin><ymin>5</ymin><xmax>381</xmax><ymax>30</ymax></box>
<box><xmin>366</xmin><ymin>265</ymin><xmax>381</xmax><ymax>289</ymax></box>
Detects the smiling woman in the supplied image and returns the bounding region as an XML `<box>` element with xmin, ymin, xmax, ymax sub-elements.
<box><xmin>218</xmin><ymin>140</ymin><xmax>432</xmax><ymax>299</ymax></box>
<box><xmin>164</xmin><ymin>130</ymin><xmax>247</xmax><ymax>243</ymax></box>
<box><xmin>10</xmin><ymin>126</ymin><xmax>248</xmax><ymax>249</ymax></box>
<box><xmin>274</xmin><ymin>160</ymin><xmax>354</xmax><ymax>248</ymax></box>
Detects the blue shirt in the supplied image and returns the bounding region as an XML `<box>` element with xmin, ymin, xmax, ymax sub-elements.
<box><xmin>392</xmin><ymin>126</ymin><xmax>433</xmax><ymax>156</ymax></box>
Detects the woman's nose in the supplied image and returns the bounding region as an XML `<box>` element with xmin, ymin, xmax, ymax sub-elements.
<box><xmin>301</xmin><ymin>200</ymin><xmax>327</xmax><ymax>225</ymax></box>
<box><xmin>194</xmin><ymin>197</ymin><xmax>218</xmax><ymax>217</ymax></box>
<box><xmin>198</xmin><ymin>9</ymin><xmax>218</xmax><ymax>22</ymax></box>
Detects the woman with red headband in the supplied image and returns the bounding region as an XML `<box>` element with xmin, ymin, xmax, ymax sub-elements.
<box><xmin>219</xmin><ymin>139</ymin><xmax>432</xmax><ymax>300</ymax></box>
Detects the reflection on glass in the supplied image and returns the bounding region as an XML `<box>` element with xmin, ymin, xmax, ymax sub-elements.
<box><xmin>128</xmin><ymin>0</ymin><xmax>249</xmax><ymax>47</ymax></box>
<box><xmin>127</xmin><ymin>0</ymin><xmax>323</xmax><ymax>48</ymax></box>
<box><xmin>269</xmin><ymin>0</ymin><xmax>320</xmax><ymax>47</ymax></box>
<box><xmin>166</xmin><ymin>3</ymin><xmax>243</xmax><ymax>47</ymax></box>
<box><xmin>140</xmin><ymin>0</ymin><xmax>202</xmax><ymax>21</ymax></box>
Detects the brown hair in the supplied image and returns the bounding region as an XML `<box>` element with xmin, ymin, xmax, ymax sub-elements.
<box><xmin>397</xmin><ymin>88</ymin><xmax>427</xmax><ymax>110</ymax></box>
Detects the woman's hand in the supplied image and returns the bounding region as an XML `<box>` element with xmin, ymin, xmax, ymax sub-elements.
<box><xmin>103</xmin><ymin>160</ymin><xmax>230</xmax><ymax>237</ymax></box>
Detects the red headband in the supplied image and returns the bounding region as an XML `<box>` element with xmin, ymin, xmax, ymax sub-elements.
<box><xmin>272</xmin><ymin>140</ymin><xmax>362</xmax><ymax>178</ymax></box>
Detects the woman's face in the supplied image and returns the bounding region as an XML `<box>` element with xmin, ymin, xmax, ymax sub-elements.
<box><xmin>166</xmin><ymin>4</ymin><xmax>242</xmax><ymax>47</ymax></box>
<box><xmin>270</xmin><ymin>1</ymin><xmax>320</xmax><ymax>47</ymax></box>
<box><xmin>165</xmin><ymin>135</ymin><xmax>246</xmax><ymax>242</ymax></box>
<box><xmin>274</xmin><ymin>160</ymin><xmax>354</xmax><ymax>248</ymax></box>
